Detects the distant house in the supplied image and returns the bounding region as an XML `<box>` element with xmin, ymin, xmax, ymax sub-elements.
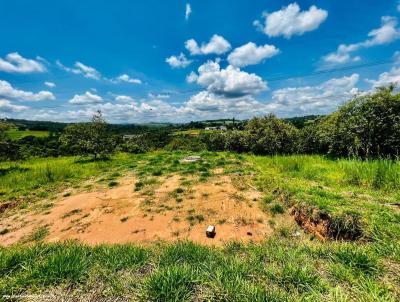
<box><xmin>123</xmin><ymin>134</ymin><xmax>140</xmax><ymax>140</ymax></box>
<box><xmin>205</xmin><ymin>126</ymin><xmax>227</xmax><ymax>131</ymax></box>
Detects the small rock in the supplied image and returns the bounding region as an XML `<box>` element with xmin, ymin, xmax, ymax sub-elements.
<box><xmin>181</xmin><ymin>156</ymin><xmax>202</xmax><ymax>163</ymax></box>
<box><xmin>206</xmin><ymin>225</ymin><xmax>216</xmax><ymax>238</ymax></box>
<box><xmin>292</xmin><ymin>231</ymin><xmax>301</xmax><ymax>238</ymax></box>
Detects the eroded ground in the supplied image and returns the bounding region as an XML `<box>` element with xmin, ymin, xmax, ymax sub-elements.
<box><xmin>0</xmin><ymin>167</ymin><xmax>280</xmax><ymax>246</ymax></box>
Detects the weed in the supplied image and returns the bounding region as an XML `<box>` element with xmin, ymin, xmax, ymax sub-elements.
<box><xmin>0</xmin><ymin>228</ymin><xmax>10</xmax><ymax>235</ymax></box>
<box><xmin>108</xmin><ymin>181</ymin><xmax>119</xmax><ymax>187</ymax></box>
<box><xmin>270</xmin><ymin>203</ymin><xmax>285</xmax><ymax>215</ymax></box>
<box><xmin>24</xmin><ymin>225</ymin><xmax>49</xmax><ymax>243</ymax></box>
<box><xmin>62</xmin><ymin>208</ymin><xmax>82</xmax><ymax>219</ymax></box>
<box><xmin>120</xmin><ymin>216</ymin><xmax>129</xmax><ymax>223</ymax></box>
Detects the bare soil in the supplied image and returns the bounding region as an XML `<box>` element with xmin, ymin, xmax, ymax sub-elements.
<box><xmin>0</xmin><ymin>170</ymin><xmax>275</xmax><ymax>246</ymax></box>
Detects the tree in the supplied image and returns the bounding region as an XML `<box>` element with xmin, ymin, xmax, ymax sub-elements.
<box><xmin>244</xmin><ymin>114</ymin><xmax>300</xmax><ymax>155</ymax></box>
<box><xmin>0</xmin><ymin>122</ymin><xmax>22</xmax><ymax>161</ymax></box>
<box><xmin>329</xmin><ymin>85</ymin><xmax>400</xmax><ymax>158</ymax></box>
<box><xmin>60</xmin><ymin>111</ymin><xmax>116</xmax><ymax>159</ymax></box>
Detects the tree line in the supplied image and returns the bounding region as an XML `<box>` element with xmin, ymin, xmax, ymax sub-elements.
<box><xmin>1</xmin><ymin>85</ymin><xmax>399</xmax><ymax>161</ymax></box>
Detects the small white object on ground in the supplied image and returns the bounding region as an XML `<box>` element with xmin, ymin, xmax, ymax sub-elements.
<box><xmin>181</xmin><ymin>155</ymin><xmax>202</xmax><ymax>163</ymax></box>
<box><xmin>206</xmin><ymin>225</ymin><xmax>216</xmax><ymax>238</ymax></box>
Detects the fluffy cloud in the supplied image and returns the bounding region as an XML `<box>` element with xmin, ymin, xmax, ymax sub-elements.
<box><xmin>69</xmin><ymin>91</ymin><xmax>103</xmax><ymax>105</ymax></box>
<box><xmin>0</xmin><ymin>80</ymin><xmax>55</xmax><ymax>101</ymax></box>
<box><xmin>267</xmin><ymin>74</ymin><xmax>360</xmax><ymax>116</ymax></box>
<box><xmin>182</xmin><ymin>91</ymin><xmax>268</xmax><ymax>118</ymax></box>
<box><xmin>117</xmin><ymin>74</ymin><xmax>142</xmax><ymax>84</ymax></box>
<box><xmin>186</xmin><ymin>71</ymin><xmax>198</xmax><ymax>83</ymax></box>
<box><xmin>57</xmin><ymin>60</ymin><xmax>101</xmax><ymax>80</ymax></box>
<box><xmin>366</xmin><ymin>66</ymin><xmax>400</xmax><ymax>87</ymax></box>
<box><xmin>254</xmin><ymin>3</ymin><xmax>328</xmax><ymax>38</ymax></box>
<box><xmin>323</xmin><ymin>16</ymin><xmax>400</xmax><ymax>65</ymax></box>
<box><xmin>0</xmin><ymin>52</ymin><xmax>46</xmax><ymax>73</ymax></box>
<box><xmin>185</xmin><ymin>3</ymin><xmax>192</xmax><ymax>21</ymax></box>
<box><xmin>115</xmin><ymin>95</ymin><xmax>135</xmax><ymax>103</ymax></box>
<box><xmin>11</xmin><ymin>73</ymin><xmax>361</xmax><ymax>122</ymax></box>
<box><xmin>148</xmin><ymin>93</ymin><xmax>170</xmax><ymax>99</ymax></box>
<box><xmin>44</xmin><ymin>81</ymin><xmax>56</xmax><ymax>88</ymax></box>
<box><xmin>166</xmin><ymin>53</ymin><xmax>192</xmax><ymax>68</ymax></box>
<box><xmin>322</xmin><ymin>53</ymin><xmax>361</xmax><ymax>65</ymax></box>
<box><xmin>227</xmin><ymin>42</ymin><xmax>280</xmax><ymax>67</ymax></box>
<box><xmin>185</xmin><ymin>35</ymin><xmax>231</xmax><ymax>55</ymax></box>
<box><xmin>191</xmin><ymin>60</ymin><xmax>267</xmax><ymax>97</ymax></box>
<box><xmin>0</xmin><ymin>99</ymin><xmax>29</xmax><ymax>113</ymax></box>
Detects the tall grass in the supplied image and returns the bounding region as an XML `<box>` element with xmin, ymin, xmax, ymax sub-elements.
<box><xmin>0</xmin><ymin>239</ymin><xmax>395</xmax><ymax>300</ymax></box>
<box><xmin>252</xmin><ymin>154</ymin><xmax>400</xmax><ymax>191</ymax></box>
<box><xmin>340</xmin><ymin>159</ymin><xmax>400</xmax><ymax>191</ymax></box>
<box><xmin>0</xmin><ymin>156</ymin><xmax>116</xmax><ymax>200</ymax></box>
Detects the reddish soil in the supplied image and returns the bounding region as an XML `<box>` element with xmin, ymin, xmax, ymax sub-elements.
<box><xmin>0</xmin><ymin>171</ymin><xmax>273</xmax><ymax>246</ymax></box>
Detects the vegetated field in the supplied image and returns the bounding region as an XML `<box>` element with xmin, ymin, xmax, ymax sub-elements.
<box><xmin>5</xmin><ymin>128</ymin><xmax>49</xmax><ymax>140</ymax></box>
<box><xmin>0</xmin><ymin>152</ymin><xmax>399</xmax><ymax>301</ymax></box>
<box><xmin>173</xmin><ymin>129</ymin><xmax>218</xmax><ymax>136</ymax></box>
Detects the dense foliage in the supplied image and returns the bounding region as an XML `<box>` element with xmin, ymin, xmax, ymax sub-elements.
<box><xmin>60</xmin><ymin>111</ymin><xmax>116</xmax><ymax>159</ymax></box>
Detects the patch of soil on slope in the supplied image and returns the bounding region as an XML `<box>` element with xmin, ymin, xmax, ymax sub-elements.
<box><xmin>0</xmin><ymin>173</ymin><xmax>273</xmax><ymax>246</ymax></box>
<box><xmin>290</xmin><ymin>204</ymin><xmax>364</xmax><ymax>241</ymax></box>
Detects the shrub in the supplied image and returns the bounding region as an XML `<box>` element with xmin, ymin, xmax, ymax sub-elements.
<box><xmin>245</xmin><ymin>115</ymin><xmax>300</xmax><ymax>155</ymax></box>
<box><xmin>164</xmin><ymin>136</ymin><xmax>206</xmax><ymax>152</ymax></box>
<box><xmin>199</xmin><ymin>132</ymin><xmax>227</xmax><ymax>151</ymax></box>
<box><xmin>60</xmin><ymin>111</ymin><xmax>116</xmax><ymax>159</ymax></box>
<box><xmin>224</xmin><ymin>130</ymin><xmax>249</xmax><ymax>153</ymax></box>
<box><xmin>329</xmin><ymin>85</ymin><xmax>400</xmax><ymax>158</ymax></box>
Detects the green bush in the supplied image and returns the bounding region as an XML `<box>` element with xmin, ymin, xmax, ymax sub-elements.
<box><xmin>245</xmin><ymin>115</ymin><xmax>300</xmax><ymax>155</ymax></box>
<box><xmin>164</xmin><ymin>136</ymin><xmax>207</xmax><ymax>152</ymax></box>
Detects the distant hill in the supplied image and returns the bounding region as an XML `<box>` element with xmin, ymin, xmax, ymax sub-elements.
<box><xmin>2</xmin><ymin>115</ymin><xmax>324</xmax><ymax>136</ymax></box>
<box><xmin>284</xmin><ymin>115</ymin><xmax>324</xmax><ymax>129</ymax></box>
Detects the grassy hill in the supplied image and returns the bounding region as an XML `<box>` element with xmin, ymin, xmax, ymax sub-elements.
<box><xmin>0</xmin><ymin>152</ymin><xmax>399</xmax><ymax>301</ymax></box>
<box><xmin>6</xmin><ymin>128</ymin><xmax>50</xmax><ymax>140</ymax></box>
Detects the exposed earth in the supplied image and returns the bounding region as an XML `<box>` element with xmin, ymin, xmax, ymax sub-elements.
<box><xmin>0</xmin><ymin>168</ymin><xmax>281</xmax><ymax>246</ymax></box>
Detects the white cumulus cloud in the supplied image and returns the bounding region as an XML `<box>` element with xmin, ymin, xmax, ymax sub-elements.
<box><xmin>117</xmin><ymin>74</ymin><xmax>142</xmax><ymax>84</ymax></box>
<box><xmin>0</xmin><ymin>80</ymin><xmax>55</xmax><ymax>101</ymax></box>
<box><xmin>185</xmin><ymin>34</ymin><xmax>231</xmax><ymax>55</ymax></box>
<box><xmin>115</xmin><ymin>95</ymin><xmax>136</xmax><ymax>103</ymax></box>
<box><xmin>0</xmin><ymin>99</ymin><xmax>29</xmax><ymax>113</ymax></box>
<box><xmin>69</xmin><ymin>91</ymin><xmax>104</xmax><ymax>105</ymax></box>
<box><xmin>57</xmin><ymin>60</ymin><xmax>102</xmax><ymax>80</ymax></box>
<box><xmin>323</xmin><ymin>16</ymin><xmax>400</xmax><ymax>65</ymax></box>
<box><xmin>166</xmin><ymin>53</ymin><xmax>192</xmax><ymax>68</ymax></box>
<box><xmin>0</xmin><ymin>52</ymin><xmax>46</xmax><ymax>73</ymax></box>
<box><xmin>254</xmin><ymin>3</ymin><xmax>328</xmax><ymax>38</ymax></box>
<box><xmin>267</xmin><ymin>74</ymin><xmax>360</xmax><ymax>116</ymax></box>
<box><xmin>191</xmin><ymin>60</ymin><xmax>267</xmax><ymax>97</ymax></box>
<box><xmin>366</xmin><ymin>66</ymin><xmax>400</xmax><ymax>88</ymax></box>
<box><xmin>227</xmin><ymin>42</ymin><xmax>280</xmax><ymax>67</ymax></box>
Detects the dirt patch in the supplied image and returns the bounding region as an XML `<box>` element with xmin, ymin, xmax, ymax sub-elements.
<box><xmin>0</xmin><ymin>173</ymin><xmax>273</xmax><ymax>246</ymax></box>
<box><xmin>290</xmin><ymin>204</ymin><xmax>363</xmax><ymax>241</ymax></box>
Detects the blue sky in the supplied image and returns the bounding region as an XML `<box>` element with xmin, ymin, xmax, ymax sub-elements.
<box><xmin>0</xmin><ymin>0</ymin><xmax>399</xmax><ymax>123</ymax></box>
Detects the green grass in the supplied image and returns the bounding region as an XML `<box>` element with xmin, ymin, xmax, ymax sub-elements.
<box><xmin>249</xmin><ymin>155</ymin><xmax>400</xmax><ymax>241</ymax></box>
<box><xmin>6</xmin><ymin>128</ymin><xmax>49</xmax><ymax>140</ymax></box>
<box><xmin>0</xmin><ymin>151</ymin><xmax>244</xmax><ymax>209</ymax></box>
<box><xmin>0</xmin><ymin>238</ymin><xmax>397</xmax><ymax>301</ymax></box>
<box><xmin>0</xmin><ymin>153</ymin><xmax>399</xmax><ymax>300</ymax></box>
